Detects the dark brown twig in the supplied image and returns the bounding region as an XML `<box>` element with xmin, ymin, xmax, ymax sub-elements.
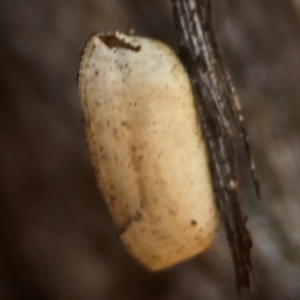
<box><xmin>171</xmin><ymin>0</ymin><xmax>260</xmax><ymax>298</ymax></box>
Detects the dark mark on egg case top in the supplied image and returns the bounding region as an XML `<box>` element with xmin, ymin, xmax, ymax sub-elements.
<box><xmin>99</xmin><ymin>34</ymin><xmax>141</xmax><ymax>52</ymax></box>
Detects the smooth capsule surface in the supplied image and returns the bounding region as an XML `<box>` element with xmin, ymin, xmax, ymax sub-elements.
<box><xmin>78</xmin><ymin>32</ymin><xmax>218</xmax><ymax>270</ymax></box>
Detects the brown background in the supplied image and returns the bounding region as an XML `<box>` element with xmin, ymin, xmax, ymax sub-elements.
<box><xmin>1</xmin><ymin>0</ymin><xmax>300</xmax><ymax>299</ymax></box>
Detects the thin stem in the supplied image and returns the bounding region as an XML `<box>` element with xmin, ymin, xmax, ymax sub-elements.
<box><xmin>171</xmin><ymin>0</ymin><xmax>260</xmax><ymax>298</ymax></box>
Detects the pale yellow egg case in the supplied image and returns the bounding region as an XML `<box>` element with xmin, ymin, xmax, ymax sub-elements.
<box><xmin>78</xmin><ymin>32</ymin><xmax>218</xmax><ymax>270</ymax></box>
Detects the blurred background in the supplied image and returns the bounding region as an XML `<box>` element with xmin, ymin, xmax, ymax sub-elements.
<box><xmin>1</xmin><ymin>0</ymin><xmax>300</xmax><ymax>299</ymax></box>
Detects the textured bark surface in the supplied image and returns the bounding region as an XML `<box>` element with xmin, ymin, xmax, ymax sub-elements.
<box><xmin>1</xmin><ymin>0</ymin><xmax>300</xmax><ymax>299</ymax></box>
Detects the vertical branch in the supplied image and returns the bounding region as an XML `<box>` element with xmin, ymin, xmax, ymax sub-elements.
<box><xmin>171</xmin><ymin>0</ymin><xmax>260</xmax><ymax>298</ymax></box>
